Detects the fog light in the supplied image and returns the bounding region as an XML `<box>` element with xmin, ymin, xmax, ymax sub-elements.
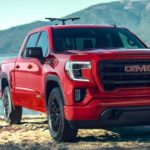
<box><xmin>74</xmin><ymin>88</ymin><xmax>86</xmax><ymax>102</ymax></box>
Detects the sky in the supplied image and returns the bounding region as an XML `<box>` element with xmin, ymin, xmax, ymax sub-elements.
<box><xmin>0</xmin><ymin>0</ymin><xmax>117</xmax><ymax>30</ymax></box>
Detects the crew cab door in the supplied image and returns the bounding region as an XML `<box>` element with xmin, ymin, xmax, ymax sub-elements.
<box><xmin>15</xmin><ymin>31</ymin><xmax>49</xmax><ymax>111</ymax></box>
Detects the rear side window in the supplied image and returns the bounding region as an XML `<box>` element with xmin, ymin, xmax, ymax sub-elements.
<box><xmin>37</xmin><ymin>31</ymin><xmax>48</xmax><ymax>57</ymax></box>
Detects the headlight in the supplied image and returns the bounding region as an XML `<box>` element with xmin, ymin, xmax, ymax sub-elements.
<box><xmin>65</xmin><ymin>61</ymin><xmax>91</xmax><ymax>82</ymax></box>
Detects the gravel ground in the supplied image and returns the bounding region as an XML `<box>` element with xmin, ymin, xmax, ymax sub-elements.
<box><xmin>1</xmin><ymin>115</ymin><xmax>150</xmax><ymax>150</ymax></box>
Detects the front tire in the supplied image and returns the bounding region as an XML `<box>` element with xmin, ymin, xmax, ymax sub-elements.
<box><xmin>47</xmin><ymin>87</ymin><xmax>78</xmax><ymax>142</ymax></box>
<box><xmin>2</xmin><ymin>86</ymin><xmax>22</xmax><ymax>124</ymax></box>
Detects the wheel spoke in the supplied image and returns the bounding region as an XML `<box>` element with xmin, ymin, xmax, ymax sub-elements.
<box><xmin>49</xmin><ymin>97</ymin><xmax>61</xmax><ymax>132</ymax></box>
<box><xmin>2</xmin><ymin>89</ymin><xmax>11</xmax><ymax>118</ymax></box>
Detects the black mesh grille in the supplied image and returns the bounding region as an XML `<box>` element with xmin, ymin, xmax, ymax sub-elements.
<box><xmin>99</xmin><ymin>60</ymin><xmax>150</xmax><ymax>91</ymax></box>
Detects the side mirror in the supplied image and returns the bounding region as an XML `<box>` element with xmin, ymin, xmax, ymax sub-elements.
<box><xmin>26</xmin><ymin>47</ymin><xmax>43</xmax><ymax>58</ymax></box>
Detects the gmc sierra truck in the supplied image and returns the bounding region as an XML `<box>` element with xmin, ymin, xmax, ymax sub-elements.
<box><xmin>0</xmin><ymin>24</ymin><xmax>150</xmax><ymax>142</ymax></box>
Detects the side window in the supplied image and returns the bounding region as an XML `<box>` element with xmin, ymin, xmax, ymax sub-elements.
<box><xmin>26</xmin><ymin>32</ymin><xmax>40</xmax><ymax>48</ymax></box>
<box><xmin>23</xmin><ymin>32</ymin><xmax>40</xmax><ymax>57</ymax></box>
<box><xmin>37</xmin><ymin>31</ymin><xmax>48</xmax><ymax>57</ymax></box>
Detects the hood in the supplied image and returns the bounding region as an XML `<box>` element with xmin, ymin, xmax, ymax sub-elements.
<box><xmin>63</xmin><ymin>48</ymin><xmax>150</xmax><ymax>56</ymax></box>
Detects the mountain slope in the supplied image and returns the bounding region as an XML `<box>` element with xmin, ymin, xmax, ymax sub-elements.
<box><xmin>0</xmin><ymin>21</ymin><xmax>51</xmax><ymax>54</ymax></box>
<box><xmin>66</xmin><ymin>0</ymin><xmax>150</xmax><ymax>44</ymax></box>
<box><xmin>0</xmin><ymin>0</ymin><xmax>150</xmax><ymax>54</ymax></box>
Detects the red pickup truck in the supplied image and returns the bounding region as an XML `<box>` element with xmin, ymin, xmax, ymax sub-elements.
<box><xmin>1</xmin><ymin>24</ymin><xmax>150</xmax><ymax>142</ymax></box>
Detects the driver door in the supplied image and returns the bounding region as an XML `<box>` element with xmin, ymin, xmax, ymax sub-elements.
<box><xmin>15</xmin><ymin>31</ymin><xmax>49</xmax><ymax>111</ymax></box>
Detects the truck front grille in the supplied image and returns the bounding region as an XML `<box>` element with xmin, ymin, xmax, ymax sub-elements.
<box><xmin>99</xmin><ymin>60</ymin><xmax>150</xmax><ymax>91</ymax></box>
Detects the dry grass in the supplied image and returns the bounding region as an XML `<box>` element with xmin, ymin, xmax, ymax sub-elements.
<box><xmin>1</xmin><ymin>115</ymin><xmax>150</xmax><ymax>150</ymax></box>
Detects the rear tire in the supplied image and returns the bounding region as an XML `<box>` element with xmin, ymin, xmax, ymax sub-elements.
<box><xmin>47</xmin><ymin>87</ymin><xmax>78</xmax><ymax>142</ymax></box>
<box><xmin>2</xmin><ymin>86</ymin><xmax>22</xmax><ymax>124</ymax></box>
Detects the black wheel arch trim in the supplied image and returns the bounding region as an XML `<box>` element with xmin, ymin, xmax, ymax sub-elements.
<box><xmin>45</xmin><ymin>75</ymin><xmax>65</xmax><ymax>105</ymax></box>
<box><xmin>1</xmin><ymin>74</ymin><xmax>15</xmax><ymax>109</ymax></box>
<box><xmin>1</xmin><ymin>73</ymin><xmax>10</xmax><ymax>92</ymax></box>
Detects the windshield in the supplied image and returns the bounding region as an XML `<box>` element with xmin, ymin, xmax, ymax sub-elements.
<box><xmin>53</xmin><ymin>28</ymin><xmax>146</xmax><ymax>52</ymax></box>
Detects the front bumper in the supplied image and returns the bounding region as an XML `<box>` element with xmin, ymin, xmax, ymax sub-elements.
<box><xmin>64</xmin><ymin>98</ymin><xmax>150</xmax><ymax>128</ymax></box>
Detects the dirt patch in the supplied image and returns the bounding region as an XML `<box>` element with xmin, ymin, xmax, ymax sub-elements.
<box><xmin>1</xmin><ymin>115</ymin><xmax>150</xmax><ymax>150</ymax></box>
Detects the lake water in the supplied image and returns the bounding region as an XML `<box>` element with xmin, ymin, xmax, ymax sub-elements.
<box><xmin>0</xmin><ymin>54</ymin><xmax>39</xmax><ymax>116</ymax></box>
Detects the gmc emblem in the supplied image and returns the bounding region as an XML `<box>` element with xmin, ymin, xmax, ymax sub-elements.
<box><xmin>125</xmin><ymin>65</ymin><xmax>150</xmax><ymax>72</ymax></box>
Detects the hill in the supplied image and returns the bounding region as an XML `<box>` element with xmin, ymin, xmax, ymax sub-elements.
<box><xmin>66</xmin><ymin>0</ymin><xmax>150</xmax><ymax>44</ymax></box>
<box><xmin>0</xmin><ymin>21</ymin><xmax>50</xmax><ymax>54</ymax></box>
<box><xmin>0</xmin><ymin>0</ymin><xmax>150</xmax><ymax>54</ymax></box>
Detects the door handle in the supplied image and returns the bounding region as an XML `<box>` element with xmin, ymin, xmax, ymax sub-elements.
<box><xmin>16</xmin><ymin>65</ymin><xmax>20</xmax><ymax>69</ymax></box>
<box><xmin>27</xmin><ymin>64</ymin><xmax>33</xmax><ymax>69</ymax></box>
